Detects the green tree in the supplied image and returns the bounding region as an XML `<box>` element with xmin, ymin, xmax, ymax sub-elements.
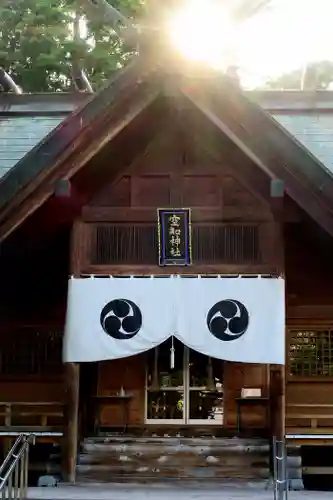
<box><xmin>0</xmin><ymin>0</ymin><xmax>76</xmax><ymax>91</ymax></box>
<box><xmin>0</xmin><ymin>0</ymin><xmax>271</xmax><ymax>93</ymax></box>
<box><xmin>78</xmin><ymin>0</ymin><xmax>145</xmax><ymax>88</ymax></box>
<box><xmin>0</xmin><ymin>0</ymin><xmax>142</xmax><ymax>92</ymax></box>
<box><xmin>265</xmin><ymin>60</ymin><xmax>333</xmax><ymax>91</ymax></box>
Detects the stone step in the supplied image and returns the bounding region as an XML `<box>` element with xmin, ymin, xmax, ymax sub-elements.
<box><xmin>77</xmin><ymin>437</ymin><xmax>270</xmax><ymax>483</ymax></box>
<box><xmin>78</xmin><ymin>451</ymin><xmax>269</xmax><ymax>466</ymax></box>
<box><xmin>77</xmin><ymin>470</ymin><xmax>269</xmax><ymax>483</ymax></box>
<box><xmin>81</xmin><ymin>437</ymin><xmax>269</xmax><ymax>453</ymax></box>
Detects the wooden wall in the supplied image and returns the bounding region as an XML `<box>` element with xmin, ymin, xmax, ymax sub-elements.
<box><xmin>0</xmin><ymin>226</ymin><xmax>69</xmax><ymax>412</ymax></box>
<box><xmin>224</xmin><ymin>363</ymin><xmax>269</xmax><ymax>429</ymax></box>
<box><xmin>0</xmin><ymin>379</ymin><xmax>65</xmax><ymax>403</ymax></box>
<box><xmin>83</xmin><ymin>357</ymin><xmax>270</xmax><ymax>430</ymax></box>
<box><xmin>97</xmin><ymin>355</ymin><xmax>146</xmax><ymax>427</ymax></box>
<box><xmin>286</xmin><ymin>222</ymin><xmax>333</xmax><ymax>306</ymax></box>
<box><xmin>85</xmin><ymin>127</ymin><xmax>271</xmax><ymax>220</ymax></box>
<box><xmin>77</xmin><ymin>125</ymin><xmax>277</xmax><ymax>278</ymax></box>
<box><xmin>73</xmin><ymin>124</ymin><xmax>277</xmax><ymax>431</ymax></box>
<box><xmin>284</xmin><ymin>222</ymin><xmax>333</xmax><ymax>435</ymax></box>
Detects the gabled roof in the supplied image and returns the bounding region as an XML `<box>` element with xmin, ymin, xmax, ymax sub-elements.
<box><xmin>1</xmin><ymin>58</ymin><xmax>333</xmax><ymax>241</ymax></box>
<box><xmin>0</xmin><ymin>93</ymin><xmax>87</xmax><ymax>180</ymax></box>
<box><xmin>250</xmin><ymin>90</ymin><xmax>333</xmax><ymax>176</ymax></box>
<box><xmin>181</xmin><ymin>75</ymin><xmax>333</xmax><ymax>236</ymax></box>
<box><xmin>3</xmin><ymin>89</ymin><xmax>333</xmax><ymax>178</ymax></box>
<box><xmin>0</xmin><ymin>58</ymin><xmax>160</xmax><ymax>240</ymax></box>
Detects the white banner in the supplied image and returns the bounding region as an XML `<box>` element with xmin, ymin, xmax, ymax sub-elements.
<box><xmin>177</xmin><ymin>276</ymin><xmax>285</xmax><ymax>364</ymax></box>
<box><xmin>63</xmin><ymin>276</ymin><xmax>285</xmax><ymax>364</ymax></box>
<box><xmin>63</xmin><ymin>277</ymin><xmax>175</xmax><ymax>362</ymax></box>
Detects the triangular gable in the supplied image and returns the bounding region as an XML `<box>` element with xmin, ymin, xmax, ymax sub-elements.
<box><xmin>180</xmin><ymin>72</ymin><xmax>333</xmax><ymax>236</ymax></box>
<box><xmin>2</xmin><ymin>59</ymin><xmax>333</xmax><ymax>240</ymax></box>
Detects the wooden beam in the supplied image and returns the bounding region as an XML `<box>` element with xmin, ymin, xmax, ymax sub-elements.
<box><xmin>303</xmin><ymin>467</ymin><xmax>333</xmax><ymax>475</ymax></box>
<box><xmin>288</xmin><ymin>305</ymin><xmax>333</xmax><ymax>321</ymax></box>
<box><xmin>81</xmin><ymin>263</ymin><xmax>277</xmax><ymax>276</ymax></box>
<box><xmin>82</xmin><ymin>206</ymin><xmax>272</xmax><ymax>223</ymax></box>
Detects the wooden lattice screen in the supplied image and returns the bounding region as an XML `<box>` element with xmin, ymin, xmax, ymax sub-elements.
<box><xmin>288</xmin><ymin>329</ymin><xmax>333</xmax><ymax>377</ymax></box>
<box><xmin>91</xmin><ymin>223</ymin><xmax>260</xmax><ymax>265</ymax></box>
<box><xmin>0</xmin><ymin>329</ymin><xmax>63</xmax><ymax>376</ymax></box>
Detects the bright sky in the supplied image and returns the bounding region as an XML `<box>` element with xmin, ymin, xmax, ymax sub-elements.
<box><xmin>237</xmin><ymin>0</ymin><xmax>333</xmax><ymax>87</ymax></box>
<box><xmin>80</xmin><ymin>0</ymin><xmax>333</xmax><ymax>89</ymax></box>
<box><xmin>168</xmin><ymin>0</ymin><xmax>333</xmax><ymax>88</ymax></box>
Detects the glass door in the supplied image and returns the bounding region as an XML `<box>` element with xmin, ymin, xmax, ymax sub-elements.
<box><xmin>146</xmin><ymin>340</ymin><xmax>224</xmax><ymax>425</ymax></box>
<box><xmin>187</xmin><ymin>348</ymin><xmax>224</xmax><ymax>425</ymax></box>
<box><xmin>146</xmin><ymin>338</ymin><xmax>185</xmax><ymax>423</ymax></box>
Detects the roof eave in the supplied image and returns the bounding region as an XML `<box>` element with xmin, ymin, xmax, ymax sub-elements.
<box><xmin>181</xmin><ymin>76</ymin><xmax>333</xmax><ymax>237</ymax></box>
<box><xmin>0</xmin><ymin>58</ymin><xmax>160</xmax><ymax>241</ymax></box>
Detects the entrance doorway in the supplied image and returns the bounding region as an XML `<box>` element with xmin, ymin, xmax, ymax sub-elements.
<box><xmin>146</xmin><ymin>338</ymin><xmax>224</xmax><ymax>425</ymax></box>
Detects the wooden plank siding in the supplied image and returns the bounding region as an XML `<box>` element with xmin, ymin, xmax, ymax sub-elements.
<box><xmin>97</xmin><ymin>356</ymin><xmax>146</xmax><ymax>427</ymax></box>
<box><xmin>223</xmin><ymin>363</ymin><xmax>269</xmax><ymax>430</ymax></box>
<box><xmin>74</xmin><ymin>128</ymin><xmax>275</xmax><ymax>432</ymax></box>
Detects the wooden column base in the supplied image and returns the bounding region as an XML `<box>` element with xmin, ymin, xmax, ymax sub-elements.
<box><xmin>270</xmin><ymin>365</ymin><xmax>285</xmax><ymax>440</ymax></box>
<box><xmin>64</xmin><ymin>363</ymin><xmax>80</xmax><ymax>483</ymax></box>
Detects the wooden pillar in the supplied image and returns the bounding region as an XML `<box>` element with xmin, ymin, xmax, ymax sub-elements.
<box><xmin>64</xmin><ymin>363</ymin><xmax>80</xmax><ymax>483</ymax></box>
<box><xmin>269</xmin><ymin>179</ymin><xmax>285</xmax><ymax>441</ymax></box>
<box><xmin>63</xmin><ymin>220</ymin><xmax>86</xmax><ymax>482</ymax></box>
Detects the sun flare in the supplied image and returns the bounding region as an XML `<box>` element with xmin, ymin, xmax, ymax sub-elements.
<box><xmin>166</xmin><ymin>0</ymin><xmax>333</xmax><ymax>88</ymax></box>
<box><xmin>166</xmin><ymin>0</ymin><xmax>237</xmax><ymax>69</ymax></box>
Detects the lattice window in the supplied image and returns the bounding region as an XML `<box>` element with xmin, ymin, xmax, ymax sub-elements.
<box><xmin>91</xmin><ymin>223</ymin><xmax>260</xmax><ymax>265</ymax></box>
<box><xmin>288</xmin><ymin>330</ymin><xmax>333</xmax><ymax>377</ymax></box>
<box><xmin>0</xmin><ymin>329</ymin><xmax>63</xmax><ymax>376</ymax></box>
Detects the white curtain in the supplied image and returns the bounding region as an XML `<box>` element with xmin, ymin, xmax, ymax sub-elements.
<box><xmin>63</xmin><ymin>276</ymin><xmax>285</xmax><ymax>364</ymax></box>
<box><xmin>176</xmin><ymin>276</ymin><xmax>285</xmax><ymax>364</ymax></box>
<box><xmin>63</xmin><ymin>277</ymin><xmax>175</xmax><ymax>363</ymax></box>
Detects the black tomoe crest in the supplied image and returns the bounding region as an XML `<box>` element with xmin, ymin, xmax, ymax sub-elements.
<box><xmin>100</xmin><ymin>299</ymin><xmax>142</xmax><ymax>340</ymax></box>
<box><xmin>207</xmin><ymin>299</ymin><xmax>249</xmax><ymax>341</ymax></box>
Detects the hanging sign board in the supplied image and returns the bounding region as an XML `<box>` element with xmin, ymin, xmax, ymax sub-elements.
<box><xmin>157</xmin><ymin>208</ymin><xmax>192</xmax><ymax>266</ymax></box>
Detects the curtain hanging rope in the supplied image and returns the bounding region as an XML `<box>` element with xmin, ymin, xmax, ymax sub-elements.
<box><xmin>170</xmin><ymin>336</ymin><xmax>175</xmax><ymax>370</ymax></box>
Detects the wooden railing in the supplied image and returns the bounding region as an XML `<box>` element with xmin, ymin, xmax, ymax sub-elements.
<box><xmin>0</xmin><ymin>402</ymin><xmax>66</xmax><ymax>435</ymax></box>
<box><xmin>286</xmin><ymin>403</ymin><xmax>333</xmax><ymax>434</ymax></box>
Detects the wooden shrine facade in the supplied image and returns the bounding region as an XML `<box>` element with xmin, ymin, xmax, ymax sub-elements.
<box><xmin>1</xmin><ymin>59</ymin><xmax>333</xmax><ymax>482</ymax></box>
